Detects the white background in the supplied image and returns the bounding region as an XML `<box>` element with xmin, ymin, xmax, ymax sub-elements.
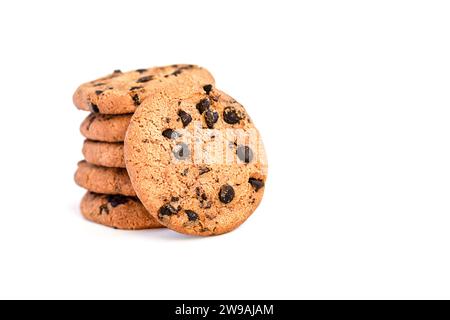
<box><xmin>0</xmin><ymin>0</ymin><xmax>449</xmax><ymax>300</ymax></box>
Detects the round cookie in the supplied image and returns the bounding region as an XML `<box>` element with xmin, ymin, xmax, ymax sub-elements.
<box><xmin>82</xmin><ymin>140</ymin><xmax>125</xmax><ymax>168</ymax></box>
<box><xmin>125</xmin><ymin>86</ymin><xmax>268</xmax><ymax>236</ymax></box>
<box><xmin>80</xmin><ymin>113</ymin><xmax>131</xmax><ymax>142</ymax></box>
<box><xmin>80</xmin><ymin>192</ymin><xmax>163</xmax><ymax>230</ymax></box>
<box><xmin>75</xmin><ymin>161</ymin><xmax>135</xmax><ymax>196</ymax></box>
<box><xmin>73</xmin><ymin>64</ymin><xmax>215</xmax><ymax>115</ymax></box>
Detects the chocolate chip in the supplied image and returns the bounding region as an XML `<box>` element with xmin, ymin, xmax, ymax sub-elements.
<box><xmin>237</xmin><ymin>146</ymin><xmax>254</xmax><ymax>163</ymax></box>
<box><xmin>249</xmin><ymin>178</ymin><xmax>265</xmax><ymax>192</ymax></box>
<box><xmin>171</xmin><ymin>65</ymin><xmax>195</xmax><ymax>77</ymax></box>
<box><xmin>95</xmin><ymin>90</ymin><xmax>104</xmax><ymax>96</ymax></box>
<box><xmin>203</xmin><ymin>84</ymin><xmax>213</xmax><ymax>94</ymax></box>
<box><xmin>132</xmin><ymin>94</ymin><xmax>140</xmax><ymax>106</ymax></box>
<box><xmin>99</xmin><ymin>204</ymin><xmax>109</xmax><ymax>215</ymax></box>
<box><xmin>186</xmin><ymin>210</ymin><xmax>199</xmax><ymax>222</ymax></box>
<box><xmin>136</xmin><ymin>75</ymin><xmax>154</xmax><ymax>83</ymax></box>
<box><xmin>219</xmin><ymin>185</ymin><xmax>235</xmax><ymax>204</ymax></box>
<box><xmin>178</xmin><ymin>110</ymin><xmax>192</xmax><ymax>127</ymax></box>
<box><xmin>130</xmin><ymin>86</ymin><xmax>143</xmax><ymax>106</ymax></box>
<box><xmin>93</xmin><ymin>82</ymin><xmax>106</xmax><ymax>87</ymax></box>
<box><xmin>205</xmin><ymin>110</ymin><xmax>219</xmax><ymax>129</ymax></box>
<box><xmin>86</xmin><ymin>114</ymin><xmax>96</xmax><ymax>130</ymax></box>
<box><xmin>162</xmin><ymin>129</ymin><xmax>180</xmax><ymax>139</ymax></box>
<box><xmin>172</xmin><ymin>69</ymin><xmax>183</xmax><ymax>76</ymax></box>
<box><xmin>196</xmin><ymin>187</ymin><xmax>212</xmax><ymax>209</ymax></box>
<box><xmin>196</xmin><ymin>98</ymin><xmax>210</xmax><ymax>114</ymax></box>
<box><xmin>173</xmin><ymin>143</ymin><xmax>190</xmax><ymax>160</ymax></box>
<box><xmin>136</xmin><ymin>69</ymin><xmax>147</xmax><ymax>74</ymax></box>
<box><xmin>223</xmin><ymin>107</ymin><xmax>243</xmax><ymax>124</ymax></box>
<box><xmin>199</xmin><ymin>167</ymin><xmax>211</xmax><ymax>175</ymax></box>
<box><xmin>113</xmin><ymin>69</ymin><xmax>122</xmax><ymax>74</ymax></box>
<box><xmin>107</xmin><ymin>195</ymin><xmax>129</xmax><ymax>207</ymax></box>
<box><xmin>171</xmin><ymin>197</ymin><xmax>180</xmax><ymax>202</ymax></box>
<box><xmin>90</xmin><ymin>103</ymin><xmax>99</xmax><ymax>113</ymax></box>
<box><xmin>158</xmin><ymin>204</ymin><xmax>179</xmax><ymax>218</ymax></box>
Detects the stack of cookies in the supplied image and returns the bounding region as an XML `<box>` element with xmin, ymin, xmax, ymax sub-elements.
<box><xmin>73</xmin><ymin>65</ymin><xmax>268</xmax><ymax>236</ymax></box>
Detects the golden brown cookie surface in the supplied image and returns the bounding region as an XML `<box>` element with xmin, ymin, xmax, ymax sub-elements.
<box><xmin>73</xmin><ymin>65</ymin><xmax>215</xmax><ymax>115</ymax></box>
<box><xmin>80</xmin><ymin>192</ymin><xmax>162</xmax><ymax>230</ymax></box>
<box><xmin>80</xmin><ymin>113</ymin><xmax>132</xmax><ymax>142</ymax></box>
<box><xmin>82</xmin><ymin>140</ymin><xmax>125</xmax><ymax>168</ymax></box>
<box><xmin>75</xmin><ymin>161</ymin><xmax>135</xmax><ymax>196</ymax></box>
<box><xmin>125</xmin><ymin>86</ymin><xmax>268</xmax><ymax>236</ymax></box>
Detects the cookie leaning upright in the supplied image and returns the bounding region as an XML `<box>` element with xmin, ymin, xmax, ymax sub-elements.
<box><xmin>125</xmin><ymin>85</ymin><xmax>268</xmax><ymax>236</ymax></box>
<box><xmin>73</xmin><ymin>65</ymin><xmax>215</xmax><ymax>115</ymax></box>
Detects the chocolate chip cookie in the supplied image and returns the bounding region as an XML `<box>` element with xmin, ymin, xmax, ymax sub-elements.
<box><xmin>80</xmin><ymin>113</ymin><xmax>131</xmax><ymax>142</ymax></box>
<box><xmin>81</xmin><ymin>192</ymin><xmax>162</xmax><ymax>230</ymax></box>
<box><xmin>75</xmin><ymin>161</ymin><xmax>135</xmax><ymax>196</ymax></box>
<box><xmin>73</xmin><ymin>65</ymin><xmax>215</xmax><ymax>114</ymax></box>
<box><xmin>82</xmin><ymin>140</ymin><xmax>125</xmax><ymax>168</ymax></box>
<box><xmin>124</xmin><ymin>85</ymin><xmax>268</xmax><ymax>236</ymax></box>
